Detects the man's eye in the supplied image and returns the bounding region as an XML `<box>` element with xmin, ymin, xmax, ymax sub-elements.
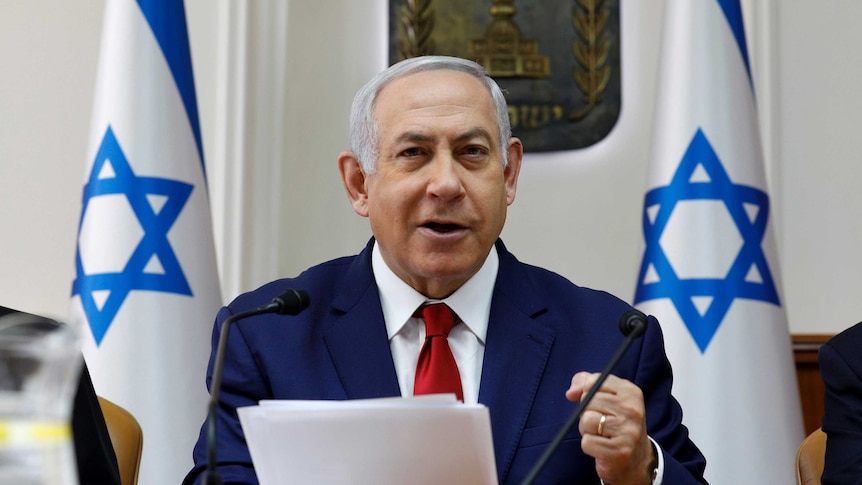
<box><xmin>463</xmin><ymin>146</ymin><xmax>488</xmax><ymax>156</ymax></box>
<box><xmin>400</xmin><ymin>147</ymin><xmax>424</xmax><ymax>157</ymax></box>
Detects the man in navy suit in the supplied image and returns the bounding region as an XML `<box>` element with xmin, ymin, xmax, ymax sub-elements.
<box><xmin>185</xmin><ymin>56</ymin><xmax>706</xmax><ymax>484</ymax></box>
<box><xmin>820</xmin><ymin>321</ymin><xmax>862</xmax><ymax>484</ymax></box>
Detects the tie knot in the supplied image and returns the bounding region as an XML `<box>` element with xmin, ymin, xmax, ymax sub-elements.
<box><xmin>421</xmin><ymin>303</ymin><xmax>456</xmax><ymax>337</ymax></box>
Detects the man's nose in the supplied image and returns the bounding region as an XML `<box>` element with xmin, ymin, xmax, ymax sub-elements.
<box><xmin>426</xmin><ymin>154</ymin><xmax>465</xmax><ymax>200</ymax></box>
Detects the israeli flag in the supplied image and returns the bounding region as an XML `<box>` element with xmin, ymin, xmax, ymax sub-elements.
<box><xmin>633</xmin><ymin>1</ymin><xmax>803</xmax><ymax>483</ymax></box>
<box><xmin>70</xmin><ymin>1</ymin><xmax>221</xmax><ymax>483</ymax></box>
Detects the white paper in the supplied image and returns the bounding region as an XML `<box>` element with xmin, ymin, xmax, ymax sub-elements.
<box><xmin>237</xmin><ymin>394</ymin><xmax>498</xmax><ymax>485</ymax></box>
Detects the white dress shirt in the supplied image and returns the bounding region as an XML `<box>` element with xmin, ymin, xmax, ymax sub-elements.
<box><xmin>372</xmin><ymin>241</ymin><xmax>497</xmax><ymax>404</ymax></box>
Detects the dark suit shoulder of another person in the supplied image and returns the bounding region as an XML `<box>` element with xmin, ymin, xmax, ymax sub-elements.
<box><xmin>0</xmin><ymin>306</ymin><xmax>121</xmax><ymax>485</ymax></box>
<box><xmin>819</xmin><ymin>321</ymin><xmax>862</xmax><ymax>485</ymax></box>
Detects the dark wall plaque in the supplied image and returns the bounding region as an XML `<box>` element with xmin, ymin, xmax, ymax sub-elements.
<box><xmin>388</xmin><ymin>0</ymin><xmax>622</xmax><ymax>152</ymax></box>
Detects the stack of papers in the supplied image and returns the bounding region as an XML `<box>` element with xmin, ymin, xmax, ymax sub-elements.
<box><xmin>237</xmin><ymin>394</ymin><xmax>497</xmax><ymax>485</ymax></box>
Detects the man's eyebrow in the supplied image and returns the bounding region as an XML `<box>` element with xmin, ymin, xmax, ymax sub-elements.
<box><xmin>454</xmin><ymin>128</ymin><xmax>494</xmax><ymax>144</ymax></box>
<box><xmin>394</xmin><ymin>132</ymin><xmax>435</xmax><ymax>144</ymax></box>
<box><xmin>394</xmin><ymin>129</ymin><xmax>494</xmax><ymax>145</ymax></box>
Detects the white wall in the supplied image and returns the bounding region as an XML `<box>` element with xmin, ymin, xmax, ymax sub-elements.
<box><xmin>0</xmin><ymin>1</ymin><xmax>103</xmax><ymax>321</ymax></box>
<box><xmin>773</xmin><ymin>0</ymin><xmax>862</xmax><ymax>334</ymax></box>
<box><xmin>1</xmin><ymin>0</ymin><xmax>860</xmax><ymax>339</ymax></box>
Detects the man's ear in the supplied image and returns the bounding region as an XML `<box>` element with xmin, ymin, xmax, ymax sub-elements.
<box><xmin>338</xmin><ymin>151</ymin><xmax>370</xmax><ymax>217</ymax></box>
<box><xmin>504</xmin><ymin>137</ymin><xmax>523</xmax><ymax>206</ymax></box>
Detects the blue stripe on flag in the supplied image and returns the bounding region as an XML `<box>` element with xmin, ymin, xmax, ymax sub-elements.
<box><xmin>136</xmin><ymin>0</ymin><xmax>206</xmax><ymax>177</ymax></box>
<box><xmin>716</xmin><ymin>0</ymin><xmax>751</xmax><ymax>82</ymax></box>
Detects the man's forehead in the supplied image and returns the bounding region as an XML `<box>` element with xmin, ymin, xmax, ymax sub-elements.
<box><xmin>375</xmin><ymin>73</ymin><xmax>494</xmax><ymax>123</ymax></box>
<box><xmin>375</xmin><ymin>69</ymin><xmax>491</xmax><ymax>108</ymax></box>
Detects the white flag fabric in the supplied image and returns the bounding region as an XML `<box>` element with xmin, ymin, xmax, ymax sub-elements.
<box><xmin>633</xmin><ymin>1</ymin><xmax>803</xmax><ymax>483</ymax></box>
<box><xmin>70</xmin><ymin>0</ymin><xmax>221</xmax><ymax>483</ymax></box>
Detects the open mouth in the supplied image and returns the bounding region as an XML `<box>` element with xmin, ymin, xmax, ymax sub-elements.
<box><xmin>422</xmin><ymin>222</ymin><xmax>464</xmax><ymax>233</ymax></box>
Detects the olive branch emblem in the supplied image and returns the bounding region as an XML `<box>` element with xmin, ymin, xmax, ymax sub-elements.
<box><xmin>570</xmin><ymin>0</ymin><xmax>612</xmax><ymax>121</ymax></box>
<box><xmin>397</xmin><ymin>0</ymin><xmax>436</xmax><ymax>59</ymax></box>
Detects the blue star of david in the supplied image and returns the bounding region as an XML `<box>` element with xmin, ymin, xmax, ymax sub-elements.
<box><xmin>634</xmin><ymin>128</ymin><xmax>780</xmax><ymax>352</ymax></box>
<box><xmin>72</xmin><ymin>126</ymin><xmax>194</xmax><ymax>345</ymax></box>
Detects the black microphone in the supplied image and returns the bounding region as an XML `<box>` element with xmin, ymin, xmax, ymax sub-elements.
<box><xmin>202</xmin><ymin>289</ymin><xmax>310</xmax><ymax>485</ymax></box>
<box><xmin>618</xmin><ymin>308</ymin><xmax>648</xmax><ymax>339</ymax></box>
<box><xmin>520</xmin><ymin>308</ymin><xmax>648</xmax><ymax>485</ymax></box>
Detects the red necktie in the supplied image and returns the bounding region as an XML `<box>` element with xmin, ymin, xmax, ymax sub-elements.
<box><xmin>413</xmin><ymin>303</ymin><xmax>464</xmax><ymax>401</ymax></box>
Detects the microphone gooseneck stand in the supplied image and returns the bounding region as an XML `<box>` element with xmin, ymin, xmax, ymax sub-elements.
<box><xmin>202</xmin><ymin>289</ymin><xmax>310</xmax><ymax>485</ymax></box>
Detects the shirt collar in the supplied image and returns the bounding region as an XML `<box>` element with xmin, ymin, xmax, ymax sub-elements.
<box><xmin>372</xmin><ymin>241</ymin><xmax>498</xmax><ymax>343</ymax></box>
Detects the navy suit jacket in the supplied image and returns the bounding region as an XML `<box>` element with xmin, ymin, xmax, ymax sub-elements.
<box><xmin>820</xmin><ymin>321</ymin><xmax>862</xmax><ymax>485</ymax></box>
<box><xmin>185</xmin><ymin>239</ymin><xmax>706</xmax><ymax>484</ymax></box>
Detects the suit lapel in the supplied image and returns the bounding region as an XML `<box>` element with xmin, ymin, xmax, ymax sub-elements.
<box><xmin>323</xmin><ymin>240</ymin><xmax>401</xmax><ymax>399</ymax></box>
<box><xmin>479</xmin><ymin>242</ymin><xmax>555</xmax><ymax>483</ymax></box>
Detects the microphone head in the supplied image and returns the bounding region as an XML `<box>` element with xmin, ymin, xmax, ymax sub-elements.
<box><xmin>273</xmin><ymin>289</ymin><xmax>310</xmax><ymax>315</ymax></box>
<box><xmin>619</xmin><ymin>309</ymin><xmax>647</xmax><ymax>338</ymax></box>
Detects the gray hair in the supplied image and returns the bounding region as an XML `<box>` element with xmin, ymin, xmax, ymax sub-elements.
<box><xmin>349</xmin><ymin>56</ymin><xmax>512</xmax><ymax>174</ymax></box>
